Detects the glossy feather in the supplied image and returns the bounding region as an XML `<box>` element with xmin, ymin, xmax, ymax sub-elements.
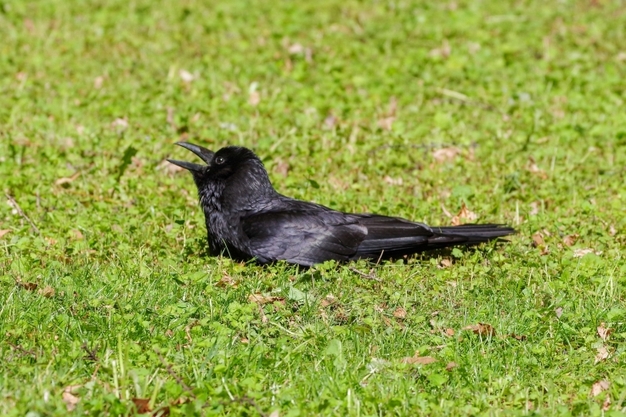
<box><xmin>168</xmin><ymin>143</ymin><xmax>515</xmax><ymax>266</ymax></box>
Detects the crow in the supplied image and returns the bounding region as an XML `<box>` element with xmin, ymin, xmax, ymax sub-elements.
<box><xmin>168</xmin><ymin>142</ymin><xmax>515</xmax><ymax>267</ymax></box>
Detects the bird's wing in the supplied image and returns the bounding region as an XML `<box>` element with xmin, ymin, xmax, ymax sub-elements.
<box><xmin>241</xmin><ymin>210</ymin><xmax>368</xmax><ymax>266</ymax></box>
<box><xmin>242</xmin><ymin>208</ymin><xmax>512</xmax><ymax>266</ymax></box>
<box><xmin>350</xmin><ymin>215</ymin><xmax>438</xmax><ymax>259</ymax></box>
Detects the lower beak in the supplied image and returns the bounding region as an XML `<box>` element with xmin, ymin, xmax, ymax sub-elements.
<box><xmin>167</xmin><ymin>142</ymin><xmax>215</xmax><ymax>172</ymax></box>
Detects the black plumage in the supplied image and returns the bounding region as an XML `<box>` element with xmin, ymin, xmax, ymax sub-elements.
<box><xmin>168</xmin><ymin>143</ymin><xmax>515</xmax><ymax>267</ymax></box>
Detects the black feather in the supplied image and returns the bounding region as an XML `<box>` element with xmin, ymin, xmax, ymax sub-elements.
<box><xmin>168</xmin><ymin>143</ymin><xmax>516</xmax><ymax>266</ymax></box>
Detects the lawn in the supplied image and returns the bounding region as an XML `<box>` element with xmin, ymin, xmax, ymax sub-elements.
<box><xmin>1</xmin><ymin>0</ymin><xmax>625</xmax><ymax>415</ymax></box>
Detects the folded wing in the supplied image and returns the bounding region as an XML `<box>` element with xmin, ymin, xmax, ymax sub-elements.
<box><xmin>242</xmin><ymin>208</ymin><xmax>515</xmax><ymax>266</ymax></box>
<box><xmin>241</xmin><ymin>210</ymin><xmax>367</xmax><ymax>266</ymax></box>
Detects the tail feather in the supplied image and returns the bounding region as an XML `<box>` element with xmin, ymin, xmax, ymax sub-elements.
<box><xmin>352</xmin><ymin>217</ymin><xmax>515</xmax><ymax>260</ymax></box>
<box><xmin>431</xmin><ymin>224</ymin><xmax>516</xmax><ymax>245</ymax></box>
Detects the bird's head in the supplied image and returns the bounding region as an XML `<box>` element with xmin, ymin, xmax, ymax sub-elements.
<box><xmin>168</xmin><ymin>142</ymin><xmax>275</xmax><ymax>202</ymax></box>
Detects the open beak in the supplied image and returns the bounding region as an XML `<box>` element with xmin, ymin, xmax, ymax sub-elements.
<box><xmin>167</xmin><ymin>142</ymin><xmax>215</xmax><ymax>172</ymax></box>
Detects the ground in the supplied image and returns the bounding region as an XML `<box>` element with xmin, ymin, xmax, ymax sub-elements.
<box><xmin>1</xmin><ymin>0</ymin><xmax>625</xmax><ymax>415</ymax></box>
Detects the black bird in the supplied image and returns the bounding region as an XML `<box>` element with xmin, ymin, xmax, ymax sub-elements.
<box><xmin>168</xmin><ymin>142</ymin><xmax>515</xmax><ymax>267</ymax></box>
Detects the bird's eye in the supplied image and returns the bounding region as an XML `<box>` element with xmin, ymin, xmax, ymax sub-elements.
<box><xmin>215</xmin><ymin>156</ymin><xmax>225</xmax><ymax>165</ymax></box>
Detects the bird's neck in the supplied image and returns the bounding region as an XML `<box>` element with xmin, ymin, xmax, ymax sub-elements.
<box><xmin>199</xmin><ymin>162</ymin><xmax>278</xmax><ymax>214</ymax></box>
<box><xmin>225</xmin><ymin>164</ymin><xmax>278</xmax><ymax>211</ymax></box>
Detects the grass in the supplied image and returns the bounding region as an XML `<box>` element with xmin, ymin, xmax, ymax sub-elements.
<box><xmin>1</xmin><ymin>0</ymin><xmax>626</xmax><ymax>415</ymax></box>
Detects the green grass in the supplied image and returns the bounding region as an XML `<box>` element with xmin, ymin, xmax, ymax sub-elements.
<box><xmin>1</xmin><ymin>0</ymin><xmax>626</xmax><ymax>415</ymax></box>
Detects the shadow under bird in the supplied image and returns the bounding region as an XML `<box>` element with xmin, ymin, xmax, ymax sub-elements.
<box><xmin>168</xmin><ymin>142</ymin><xmax>515</xmax><ymax>267</ymax></box>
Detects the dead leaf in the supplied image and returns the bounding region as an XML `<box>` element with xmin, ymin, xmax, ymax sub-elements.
<box><xmin>55</xmin><ymin>172</ymin><xmax>80</xmax><ymax>187</ymax></box>
<box><xmin>597</xmin><ymin>323</ymin><xmax>613</xmax><ymax>341</ymax></box>
<box><xmin>555</xmin><ymin>307</ymin><xmax>563</xmax><ymax>318</ymax></box>
<box><xmin>429</xmin><ymin>40</ymin><xmax>451</xmax><ymax>58</ymax></box>
<box><xmin>532</xmin><ymin>232</ymin><xmax>545</xmax><ymax>247</ymax></box>
<box><xmin>62</xmin><ymin>385</ymin><xmax>81</xmax><ymax>411</ymax></box>
<box><xmin>132</xmin><ymin>398</ymin><xmax>151</xmax><ymax>413</ymax></box>
<box><xmin>320</xmin><ymin>294</ymin><xmax>337</xmax><ymax>308</ymax></box>
<box><xmin>179</xmin><ymin>69</ymin><xmax>195</xmax><ymax>83</ymax></box>
<box><xmin>377</xmin><ymin>116</ymin><xmax>395</xmax><ymax>131</ymax></box>
<box><xmin>562</xmin><ymin>234</ymin><xmax>579</xmax><ymax>247</ymax></box>
<box><xmin>111</xmin><ymin>118</ymin><xmax>128</xmax><ymax>129</ymax></box>
<box><xmin>445</xmin><ymin>328</ymin><xmax>455</xmax><ymax>336</ymax></box>
<box><xmin>274</xmin><ymin>159</ymin><xmax>290</xmax><ymax>177</ymax></box>
<box><xmin>429</xmin><ymin>319</ymin><xmax>438</xmax><ymax>332</ymax></box>
<box><xmin>247</xmin><ymin>293</ymin><xmax>284</xmax><ymax>305</ymax></box>
<box><xmin>131</xmin><ymin>156</ymin><xmax>143</xmax><ymax>169</ymax></box>
<box><xmin>451</xmin><ymin>203</ymin><xmax>478</xmax><ymax>226</ymax></box>
<box><xmin>529</xmin><ymin>201</ymin><xmax>541</xmax><ymax>216</ymax></box>
<box><xmin>531</xmin><ymin>231</ymin><xmax>549</xmax><ymax>255</ymax></box>
<box><xmin>590</xmin><ymin>380</ymin><xmax>610</xmax><ymax>397</ymax></box>
<box><xmin>248</xmin><ymin>82</ymin><xmax>261</xmax><ymax>106</ymax></box>
<box><xmin>463</xmin><ymin>323</ymin><xmax>495</xmax><ymax>337</ymax></box>
<box><xmin>393</xmin><ymin>307</ymin><xmax>407</xmax><ymax>319</ymax></box>
<box><xmin>240</xmin><ymin>337</ymin><xmax>249</xmax><ymax>344</ymax></box>
<box><xmin>70</xmin><ymin>229</ymin><xmax>84</xmax><ymax>240</ymax></box>
<box><xmin>439</xmin><ymin>258</ymin><xmax>453</xmax><ymax>268</ymax></box>
<box><xmin>510</xmin><ymin>333</ymin><xmax>527</xmax><ymax>341</ymax></box>
<box><xmin>216</xmin><ymin>274</ymin><xmax>238</xmax><ymax>288</ymax></box>
<box><xmin>38</xmin><ymin>286</ymin><xmax>55</xmax><ymax>298</ymax></box>
<box><xmin>17</xmin><ymin>281</ymin><xmax>38</xmax><ymax>291</ymax></box>
<box><xmin>573</xmin><ymin>248</ymin><xmax>602</xmax><ymax>258</ymax></box>
<box><xmin>432</xmin><ymin>147</ymin><xmax>460</xmax><ymax>163</ymax></box>
<box><xmin>249</xmin><ymin>91</ymin><xmax>260</xmax><ymax>106</ymax></box>
<box><xmin>334</xmin><ymin>309</ymin><xmax>350</xmax><ymax>325</ymax></box>
<box><xmin>383</xmin><ymin>175</ymin><xmax>403</xmax><ymax>185</ymax></box>
<box><xmin>0</xmin><ymin>229</ymin><xmax>10</xmax><ymax>238</ymax></box>
<box><xmin>595</xmin><ymin>346</ymin><xmax>610</xmax><ymax>364</ymax></box>
<box><xmin>324</xmin><ymin>114</ymin><xmax>338</xmax><ymax>129</ymax></box>
<box><xmin>527</xmin><ymin>157</ymin><xmax>548</xmax><ymax>179</ymax></box>
<box><xmin>285</xmin><ymin>41</ymin><xmax>312</xmax><ymax>61</ymax></box>
<box><xmin>94</xmin><ymin>76</ymin><xmax>104</xmax><ymax>89</ymax></box>
<box><xmin>445</xmin><ymin>361</ymin><xmax>457</xmax><ymax>371</ymax></box>
<box><xmin>401</xmin><ymin>351</ymin><xmax>437</xmax><ymax>365</ymax></box>
<box><xmin>287</xmin><ymin>42</ymin><xmax>305</xmax><ymax>54</ymax></box>
<box><xmin>602</xmin><ymin>395</ymin><xmax>611</xmax><ymax>411</ymax></box>
<box><xmin>156</xmin><ymin>402</ymin><xmax>173</xmax><ymax>415</ymax></box>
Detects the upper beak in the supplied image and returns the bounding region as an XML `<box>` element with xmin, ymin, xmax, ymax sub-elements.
<box><xmin>167</xmin><ymin>142</ymin><xmax>215</xmax><ymax>172</ymax></box>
